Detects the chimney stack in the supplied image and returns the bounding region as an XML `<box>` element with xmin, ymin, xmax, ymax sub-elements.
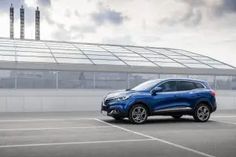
<box><xmin>35</xmin><ymin>7</ymin><xmax>40</xmax><ymax>40</ymax></box>
<box><xmin>20</xmin><ymin>5</ymin><xmax>25</xmax><ymax>39</ymax></box>
<box><xmin>10</xmin><ymin>4</ymin><xmax>14</xmax><ymax>39</ymax></box>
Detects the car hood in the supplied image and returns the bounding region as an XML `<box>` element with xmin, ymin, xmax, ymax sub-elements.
<box><xmin>105</xmin><ymin>89</ymin><xmax>135</xmax><ymax>100</ymax></box>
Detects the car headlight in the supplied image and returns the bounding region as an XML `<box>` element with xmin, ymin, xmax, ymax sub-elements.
<box><xmin>114</xmin><ymin>95</ymin><xmax>131</xmax><ymax>101</ymax></box>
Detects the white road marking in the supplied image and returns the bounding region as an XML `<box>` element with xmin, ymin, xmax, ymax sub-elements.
<box><xmin>212</xmin><ymin>115</ymin><xmax>236</xmax><ymax>118</ymax></box>
<box><xmin>95</xmin><ymin>118</ymin><xmax>215</xmax><ymax>157</ymax></box>
<box><xmin>0</xmin><ymin>126</ymin><xmax>112</xmax><ymax>132</ymax></box>
<box><xmin>214</xmin><ymin>120</ymin><xmax>236</xmax><ymax>125</ymax></box>
<box><xmin>0</xmin><ymin>139</ymin><xmax>154</xmax><ymax>148</ymax></box>
<box><xmin>0</xmin><ymin>118</ymin><xmax>95</xmax><ymax>123</ymax></box>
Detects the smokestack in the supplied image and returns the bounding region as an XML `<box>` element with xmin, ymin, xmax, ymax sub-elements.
<box><xmin>10</xmin><ymin>4</ymin><xmax>14</xmax><ymax>39</ymax></box>
<box><xmin>35</xmin><ymin>7</ymin><xmax>40</xmax><ymax>40</ymax></box>
<box><xmin>20</xmin><ymin>5</ymin><xmax>25</xmax><ymax>39</ymax></box>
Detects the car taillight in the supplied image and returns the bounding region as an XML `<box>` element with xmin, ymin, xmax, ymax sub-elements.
<box><xmin>210</xmin><ymin>90</ymin><xmax>216</xmax><ymax>96</ymax></box>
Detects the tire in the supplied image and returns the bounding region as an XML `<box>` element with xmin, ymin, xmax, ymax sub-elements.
<box><xmin>193</xmin><ymin>103</ymin><xmax>211</xmax><ymax>122</ymax></box>
<box><xmin>112</xmin><ymin>116</ymin><xmax>123</xmax><ymax>121</ymax></box>
<box><xmin>129</xmin><ymin>104</ymin><xmax>148</xmax><ymax>124</ymax></box>
<box><xmin>172</xmin><ymin>115</ymin><xmax>183</xmax><ymax>119</ymax></box>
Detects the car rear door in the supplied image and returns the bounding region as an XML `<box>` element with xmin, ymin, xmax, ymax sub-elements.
<box><xmin>175</xmin><ymin>81</ymin><xmax>199</xmax><ymax>109</ymax></box>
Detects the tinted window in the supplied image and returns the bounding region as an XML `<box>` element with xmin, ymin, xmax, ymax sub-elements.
<box><xmin>195</xmin><ymin>82</ymin><xmax>205</xmax><ymax>89</ymax></box>
<box><xmin>177</xmin><ymin>81</ymin><xmax>196</xmax><ymax>91</ymax></box>
<box><xmin>159</xmin><ymin>81</ymin><xmax>177</xmax><ymax>92</ymax></box>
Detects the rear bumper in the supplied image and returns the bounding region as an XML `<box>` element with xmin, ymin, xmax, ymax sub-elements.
<box><xmin>212</xmin><ymin>102</ymin><xmax>217</xmax><ymax>112</ymax></box>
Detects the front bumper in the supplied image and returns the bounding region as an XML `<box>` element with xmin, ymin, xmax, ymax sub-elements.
<box><xmin>101</xmin><ymin>101</ymin><xmax>127</xmax><ymax>117</ymax></box>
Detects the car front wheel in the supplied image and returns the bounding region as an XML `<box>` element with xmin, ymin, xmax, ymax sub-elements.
<box><xmin>193</xmin><ymin>103</ymin><xmax>211</xmax><ymax>122</ymax></box>
<box><xmin>129</xmin><ymin>104</ymin><xmax>148</xmax><ymax>124</ymax></box>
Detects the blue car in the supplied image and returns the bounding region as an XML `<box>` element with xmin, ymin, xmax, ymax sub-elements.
<box><xmin>101</xmin><ymin>78</ymin><xmax>217</xmax><ymax>124</ymax></box>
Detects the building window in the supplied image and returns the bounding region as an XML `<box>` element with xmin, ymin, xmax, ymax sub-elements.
<box><xmin>160</xmin><ymin>74</ymin><xmax>188</xmax><ymax>79</ymax></box>
<box><xmin>0</xmin><ymin>70</ymin><xmax>15</xmax><ymax>88</ymax></box>
<box><xmin>215</xmin><ymin>76</ymin><xmax>232</xmax><ymax>90</ymax></box>
<box><xmin>58</xmin><ymin>71</ymin><xmax>94</xmax><ymax>89</ymax></box>
<box><xmin>95</xmin><ymin>72</ymin><xmax>128</xmax><ymax>89</ymax></box>
<box><xmin>232</xmin><ymin>76</ymin><xmax>236</xmax><ymax>90</ymax></box>
<box><xmin>128</xmin><ymin>73</ymin><xmax>159</xmax><ymax>88</ymax></box>
<box><xmin>16</xmin><ymin>70</ymin><xmax>57</xmax><ymax>88</ymax></box>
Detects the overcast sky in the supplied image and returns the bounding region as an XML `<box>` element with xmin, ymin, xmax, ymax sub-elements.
<box><xmin>0</xmin><ymin>0</ymin><xmax>236</xmax><ymax>66</ymax></box>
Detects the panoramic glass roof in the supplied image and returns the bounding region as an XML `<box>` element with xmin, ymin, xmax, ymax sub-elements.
<box><xmin>0</xmin><ymin>38</ymin><xmax>234</xmax><ymax>69</ymax></box>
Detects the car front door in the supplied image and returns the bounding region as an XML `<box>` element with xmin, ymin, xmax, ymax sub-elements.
<box><xmin>151</xmin><ymin>81</ymin><xmax>179</xmax><ymax>112</ymax></box>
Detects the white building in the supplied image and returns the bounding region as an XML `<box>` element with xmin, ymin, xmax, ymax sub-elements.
<box><xmin>0</xmin><ymin>37</ymin><xmax>235</xmax><ymax>112</ymax></box>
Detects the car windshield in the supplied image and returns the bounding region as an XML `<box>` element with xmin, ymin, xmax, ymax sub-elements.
<box><xmin>131</xmin><ymin>79</ymin><xmax>161</xmax><ymax>91</ymax></box>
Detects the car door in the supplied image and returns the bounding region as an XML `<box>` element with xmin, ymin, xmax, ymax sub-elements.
<box><xmin>151</xmin><ymin>81</ymin><xmax>179</xmax><ymax>111</ymax></box>
<box><xmin>175</xmin><ymin>81</ymin><xmax>198</xmax><ymax>108</ymax></box>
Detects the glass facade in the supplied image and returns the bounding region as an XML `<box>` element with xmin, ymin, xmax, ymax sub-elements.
<box><xmin>215</xmin><ymin>76</ymin><xmax>232</xmax><ymax>90</ymax></box>
<box><xmin>16</xmin><ymin>70</ymin><xmax>57</xmax><ymax>88</ymax></box>
<box><xmin>0</xmin><ymin>38</ymin><xmax>234</xmax><ymax>69</ymax></box>
<box><xmin>95</xmin><ymin>72</ymin><xmax>128</xmax><ymax>89</ymax></box>
<box><xmin>0</xmin><ymin>38</ymin><xmax>235</xmax><ymax>90</ymax></box>
<box><xmin>0</xmin><ymin>69</ymin><xmax>235</xmax><ymax>90</ymax></box>
<box><xmin>0</xmin><ymin>70</ymin><xmax>15</xmax><ymax>88</ymax></box>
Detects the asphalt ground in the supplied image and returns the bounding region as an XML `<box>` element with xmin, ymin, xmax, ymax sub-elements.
<box><xmin>0</xmin><ymin>111</ymin><xmax>236</xmax><ymax>157</ymax></box>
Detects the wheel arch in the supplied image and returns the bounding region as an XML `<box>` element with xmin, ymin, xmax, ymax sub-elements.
<box><xmin>195</xmin><ymin>99</ymin><xmax>213</xmax><ymax>112</ymax></box>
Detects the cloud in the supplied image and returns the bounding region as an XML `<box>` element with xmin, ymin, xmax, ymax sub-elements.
<box><xmin>52</xmin><ymin>23</ymin><xmax>96</xmax><ymax>41</ymax></box>
<box><xmin>0</xmin><ymin>0</ymin><xmax>23</xmax><ymax>13</ymax></box>
<box><xmin>65</xmin><ymin>9</ymin><xmax>71</xmax><ymax>18</ymax></box>
<box><xmin>214</xmin><ymin>0</ymin><xmax>236</xmax><ymax>16</ymax></box>
<box><xmin>52</xmin><ymin>24</ymin><xmax>72</xmax><ymax>40</ymax></box>
<box><xmin>159</xmin><ymin>0</ymin><xmax>204</xmax><ymax>27</ymax></box>
<box><xmin>38</xmin><ymin>0</ymin><xmax>51</xmax><ymax>7</ymax></box>
<box><xmin>70</xmin><ymin>25</ymin><xmax>96</xmax><ymax>33</ymax></box>
<box><xmin>37</xmin><ymin>0</ymin><xmax>56</xmax><ymax>25</ymax></box>
<box><xmin>160</xmin><ymin>7</ymin><xmax>202</xmax><ymax>27</ymax></box>
<box><xmin>159</xmin><ymin>0</ymin><xmax>236</xmax><ymax>27</ymax></box>
<box><xmin>178</xmin><ymin>0</ymin><xmax>205</xmax><ymax>7</ymax></box>
<box><xmin>91</xmin><ymin>4</ymin><xmax>127</xmax><ymax>25</ymax></box>
<box><xmin>102</xmin><ymin>35</ymin><xmax>134</xmax><ymax>45</ymax></box>
<box><xmin>179</xmin><ymin>0</ymin><xmax>236</xmax><ymax>17</ymax></box>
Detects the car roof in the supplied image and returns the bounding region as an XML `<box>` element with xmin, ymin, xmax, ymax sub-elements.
<box><xmin>152</xmin><ymin>78</ymin><xmax>207</xmax><ymax>84</ymax></box>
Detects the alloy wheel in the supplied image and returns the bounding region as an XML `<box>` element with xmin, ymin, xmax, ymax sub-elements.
<box><xmin>130</xmin><ymin>106</ymin><xmax>147</xmax><ymax>124</ymax></box>
<box><xmin>197</xmin><ymin>105</ymin><xmax>210</xmax><ymax>121</ymax></box>
<box><xmin>193</xmin><ymin>104</ymin><xmax>211</xmax><ymax>122</ymax></box>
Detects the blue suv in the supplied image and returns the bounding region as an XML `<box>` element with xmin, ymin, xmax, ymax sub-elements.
<box><xmin>101</xmin><ymin>78</ymin><xmax>217</xmax><ymax>124</ymax></box>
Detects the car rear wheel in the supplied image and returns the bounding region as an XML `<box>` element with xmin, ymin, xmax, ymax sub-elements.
<box><xmin>129</xmin><ymin>104</ymin><xmax>148</xmax><ymax>124</ymax></box>
<box><xmin>172</xmin><ymin>115</ymin><xmax>183</xmax><ymax>119</ymax></box>
<box><xmin>193</xmin><ymin>103</ymin><xmax>211</xmax><ymax>122</ymax></box>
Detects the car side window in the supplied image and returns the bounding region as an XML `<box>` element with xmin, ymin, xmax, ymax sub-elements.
<box><xmin>159</xmin><ymin>81</ymin><xmax>177</xmax><ymax>92</ymax></box>
<box><xmin>177</xmin><ymin>81</ymin><xmax>196</xmax><ymax>91</ymax></box>
<box><xmin>195</xmin><ymin>82</ymin><xmax>205</xmax><ymax>89</ymax></box>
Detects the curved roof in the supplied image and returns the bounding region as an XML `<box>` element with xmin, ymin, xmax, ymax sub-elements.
<box><xmin>0</xmin><ymin>37</ymin><xmax>235</xmax><ymax>75</ymax></box>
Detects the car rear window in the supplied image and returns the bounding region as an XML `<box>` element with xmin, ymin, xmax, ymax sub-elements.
<box><xmin>177</xmin><ymin>81</ymin><xmax>205</xmax><ymax>91</ymax></box>
<box><xmin>195</xmin><ymin>82</ymin><xmax>205</xmax><ymax>89</ymax></box>
<box><xmin>177</xmin><ymin>81</ymin><xmax>196</xmax><ymax>91</ymax></box>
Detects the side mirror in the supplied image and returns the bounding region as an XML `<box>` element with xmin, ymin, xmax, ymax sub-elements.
<box><xmin>151</xmin><ymin>87</ymin><xmax>162</xmax><ymax>95</ymax></box>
